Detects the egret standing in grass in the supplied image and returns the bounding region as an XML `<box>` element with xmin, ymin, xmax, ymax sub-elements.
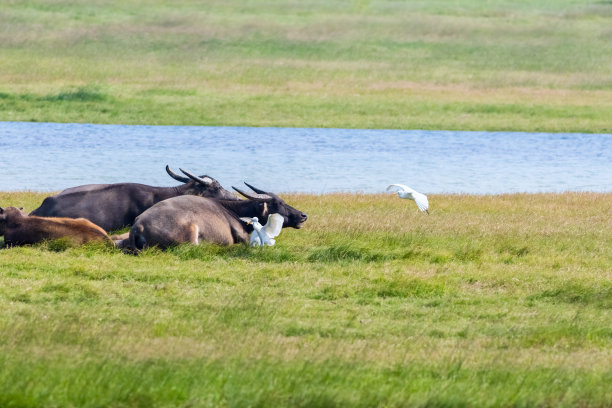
<box><xmin>240</xmin><ymin>213</ymin><xmax>284</xmax><ymax>247</ymax></box>
<box><xmin>387</xmin><ymin>184</ymin><xmax>429</xmax><ymax>214</ymax></box>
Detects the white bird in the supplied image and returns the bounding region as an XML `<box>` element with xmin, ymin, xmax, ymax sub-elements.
<box><xmin>240</xmin><ymin>213</ymin><xmax>284</xmax><ymax>247</ymax></box>
<box><xmin>386</xmin><ymin>184</ymin><xmax>429</xmax><ymax>214</ymax></box>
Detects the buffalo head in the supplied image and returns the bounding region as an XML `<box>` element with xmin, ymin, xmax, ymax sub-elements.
<box><xmin>232</xmin><ymin>183</ymin><xmax>308</xmax><ymax>229</ymax></box>
<box><xmin>0</xmin><ymin>207</ymin><xmax>24</xmax><ymax>235</ymax></box>
<box><xmin>166</xmin><ymin>165</ymin><xmax>237</xmax><ymax>201</ymax></box>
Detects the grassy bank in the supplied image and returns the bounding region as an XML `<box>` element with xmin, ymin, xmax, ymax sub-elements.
<box><xmin>1</xmin><ymin>191</ymin><xmax>611</xmax><ymax>407</ymax></box>
<box><xmin>1</xmin><ymin>0</ymin><xmax>611</xmax><ymax>132</ymax></box>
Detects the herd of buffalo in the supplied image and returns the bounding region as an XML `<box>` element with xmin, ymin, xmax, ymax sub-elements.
<box><xmin>0</xmin><ymin>166</ymin><xmax>308</xmax><ymax>251</ymax></box>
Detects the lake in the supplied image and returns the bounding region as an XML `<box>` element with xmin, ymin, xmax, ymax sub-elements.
<box><xmin>1</xmin><ymin>121</ymin><xmax>610</xmax><ymax>194</ymax></box>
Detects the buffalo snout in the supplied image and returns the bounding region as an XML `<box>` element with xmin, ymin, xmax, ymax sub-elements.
<box><xmin>291</xmin><ymin>211</ymin><xmax>307</xmax><ymax>228</ymax></box>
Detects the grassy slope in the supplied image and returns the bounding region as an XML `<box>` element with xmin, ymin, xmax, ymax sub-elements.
<box><xmin>1</xmin><ymin>0</ymin><xmax>611</xmax><ymax>132</ymax></box>
<box><xmin>1</xmin><ymin>191</ymin><xmax>611</xmax><ymax>407</ymax></box>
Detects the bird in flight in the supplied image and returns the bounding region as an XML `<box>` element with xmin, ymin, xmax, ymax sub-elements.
<box><xmin>386</xmin><ymin>184</ymin><xmax>429</xmax><ymax>214</ymax></box>
<box><xmin>240</xmin><ymin>213</ymin><xmax>284</xmax><ymax>247</ymax></box>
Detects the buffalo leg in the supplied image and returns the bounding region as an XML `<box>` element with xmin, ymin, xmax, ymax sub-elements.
<box><xmin>110</xmin><ymin>231</ymin><xmax>130</xmax><ymax>241</ymax></box>
<box><xmin>189</xmin><ymin>224</ymin><xmax>200</xmax><ymax>245</ymax></box>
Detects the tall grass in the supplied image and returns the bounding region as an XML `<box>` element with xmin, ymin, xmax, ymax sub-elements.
<box><xmin>1</xmin><ymin>191</ymin><xmax>611</xmax><ymax>406</ymax></box>
<box><xmin>0</xmin><ymin>0</ymin><xmax>611</xmax><ymax>131</ymax></box>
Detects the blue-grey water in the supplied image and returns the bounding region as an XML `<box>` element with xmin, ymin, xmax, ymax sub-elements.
<box><xmin>1</xmin><ymin>121</ymin><xmax>610</xmax><ymax>194</ymax></box>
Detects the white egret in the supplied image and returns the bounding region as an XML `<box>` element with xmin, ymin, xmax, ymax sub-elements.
<box><xmin>240</xmin><ymin>213</ymin><xmax>284</xmax><ymax>247</ymax></box>
<box><xmin>386</xmin><ymin>184</ymin><xmax>429</xmax><ymax>214</ymax></box>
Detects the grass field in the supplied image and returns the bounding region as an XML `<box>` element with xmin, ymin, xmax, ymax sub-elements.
<box><xmin>1</xmin><ymin>0</ymin><xmax>611</xmax><ymax>406</ymax></box>
<box><xmin>1</xmin><ymin>191</ymin><xmax>611</xmax><ymax>407</ymax></box>
<box><xmin>1</xmin><ymin>0</ymin><xmax>611</xmax><ymax>132</ymax></box>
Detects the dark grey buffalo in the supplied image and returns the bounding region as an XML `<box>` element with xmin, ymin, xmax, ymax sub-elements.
<box><xmin>30</xmin><ymin>166</ymin><xmax>238</xmax><ymax>232</ymax></box>
<box><xmin>125</xmin><ymin>184</ymin><xmax>308</xmax><ymax>250</ymax></box>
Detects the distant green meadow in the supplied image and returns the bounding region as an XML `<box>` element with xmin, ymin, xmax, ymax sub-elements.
<box><xmin>1</xmin><ymin>0</ymin><xmax>611</xmax><ymax>132</ymax></box>
<box><xmin>1</xmin><ymin>191</ymin><xmax>611</xmax><ymax>407</ymax></box>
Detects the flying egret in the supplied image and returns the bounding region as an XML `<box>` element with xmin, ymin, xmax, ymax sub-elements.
<box><xmin>386</xmin><ymin>184</ymin><xmax>429</xmax><ymax>214</ymax></box>
<box><xmin>240</xmin><ymin>213</ymin><xmax>284</xmax><ymax>247</ymax></box>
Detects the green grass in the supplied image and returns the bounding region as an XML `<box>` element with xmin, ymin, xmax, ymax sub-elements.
<box><xmin>1</xmin><ymin>0</ymin><xmax>611</xmax><ymax>131</ymax></box>
<box><xmin>1</xmin><ymin>191</ymin><xmax>611</xmax><ymax>406</ymax></box>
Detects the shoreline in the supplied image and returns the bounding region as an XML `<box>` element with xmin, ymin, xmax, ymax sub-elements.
<box><xmin>2</xmin><ymin>120</ymin><xmax>612</xmax><ymax>135</ymax></box>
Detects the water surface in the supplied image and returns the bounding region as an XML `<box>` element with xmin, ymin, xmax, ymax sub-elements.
<box><xmin>1</xmin><ymin>121</ymin><xmax>610</xmax><ymax>194</ymax></box>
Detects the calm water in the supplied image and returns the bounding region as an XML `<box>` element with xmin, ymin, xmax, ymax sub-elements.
<box><xmin>1</xmin><ymin>121</ymin><xmax>611</xmax><ymax>194</ymax></box>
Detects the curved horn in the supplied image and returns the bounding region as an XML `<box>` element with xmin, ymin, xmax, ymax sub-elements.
<box><xmin>166</xmin><ymin>165</ymin><xmax>190</xmax><ymax>183</ymax></box>
<box><xmin>244</xmin><ymin>182</ymin><xmax>268</xmax><ymax>195</ymax></box>
<box><xmin>232</xmin><ymin>186</ymin><xmax>271</xmax><ymax>201</ymax></box>
<box><xmin>179</xmin><ymin>168</ymin><xmax>213</xmax><ymax>186</ymax></box>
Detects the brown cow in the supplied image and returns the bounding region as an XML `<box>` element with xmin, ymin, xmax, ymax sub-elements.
<box><xmin>0</xmin><ymin>206</ymin><xmax>112</xmax><ymax>247</ymax></box>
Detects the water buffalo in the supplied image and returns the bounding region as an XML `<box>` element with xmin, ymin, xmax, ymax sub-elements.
<box><xmin>124</xmin><ymin>184</ymin><xmax>307</xmax><ymax>250</ymax></box>
<box><xmin>0</xmin><ymin>206</ymin><xmax>112</xmax><ymax>247</ymax></box>
<box><xmin>30</xmin><ymin>166</ymin><xmax>238</xmax><ymax>232</ymax></box>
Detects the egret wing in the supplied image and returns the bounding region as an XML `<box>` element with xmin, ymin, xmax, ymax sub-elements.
<box><xmin>386</xmin><ymin>183</ymin><xmax>412</xmax><ymax>193</ymax></box>
<box><xmin>264</xmin><ymin>213</ymin><xmax>284</xmax><ymax>238</ymax></box>
<box><xmin>413</xmin><ymin>192</ymin><xmax>429</xmax><ymax>212</ymax></box>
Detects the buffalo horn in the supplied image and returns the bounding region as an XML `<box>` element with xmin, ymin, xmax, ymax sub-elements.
<box><xmin>179</xmin><ymin>168</ymin><xmax>213</xmax><ymax>186</ymax></box>
<box><xmin>166</xmin><ymin>165</ymin><xmax>190</xmax><ymax>183</ymax></box>
<box><xmin>232</xmin><ymin>186</ymin><xmax>271</xmax><ymax>201</ymax></box>
<box><xmin>243</xmin><ymin>182</ymin><xmax>269</xmax><ymax>195</ymax></box>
